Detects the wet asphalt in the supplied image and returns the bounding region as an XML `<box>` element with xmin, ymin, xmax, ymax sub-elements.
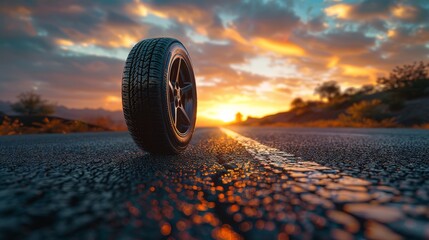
<box><xmin>0</xmin><ymin>127</ymin><xmax>428</xmax><ymax>239</ymax></box>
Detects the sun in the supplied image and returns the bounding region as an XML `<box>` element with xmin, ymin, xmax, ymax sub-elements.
<box><xmin>212</xmin><ymin>107</ymin><xmax>237</xmax><ymax>123</ymax></box>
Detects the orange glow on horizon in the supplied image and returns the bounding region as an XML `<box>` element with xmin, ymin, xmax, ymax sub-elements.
<box><xmin>103</xmin><ymin>96</ymin><xmax>122</xmax><ymax>111</ymax></box>
<box><xmin>208</xmin><ymin>107</ymin><xmax>238</xmax><ymax>123</ymax></box>
<box><xmin>196</xmin><ymin>98</ymin><xmax>292</xmax><ymax>126</ymax></box>
<box><xmin>106</xmin><ymin>95</ymin><xmax>121</xmax><ymax>103</ymax></box>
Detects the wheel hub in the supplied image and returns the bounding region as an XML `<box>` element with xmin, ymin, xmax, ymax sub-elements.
<box><xmin>168</xmin><ymin>56</ymin><xmax>195</xmax><ymax>135</ymax></box>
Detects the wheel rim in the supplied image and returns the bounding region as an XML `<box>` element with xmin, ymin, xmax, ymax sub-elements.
<box><xmin>168</xmin><ymin>56</ymin><xmax>195</xmax><ymax>135</ymax></box>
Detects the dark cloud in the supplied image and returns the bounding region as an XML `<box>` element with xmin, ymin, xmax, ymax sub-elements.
<box><xmin>306</xmin><ymin>15</ymin><xmax>327</xmax><ymax>32</ymax></box>
<box><xmin>0</xmin><ymin>45</ymin><xmax>123</xmax><ymax>100</ymax></box>
<box><xmin>352</xmin><ymin>0</ymin><xmax>396</xmax><ymax>19</ymax></box>
<box><xmin>319</xmin><ymin>32</ymin><xmax>375</xmax><ymax>54</ymax></box>
<box><xmin>357</xmin><ymin>19</ymin><xmax>388</xmax><ymax>32</ymax></box>
<box><xmin>105</xmin><ymin>10</ymin><xmax>139</xmax><ymax>26</ymax></box>
<box><xmin>293</xmin><ymin>31</ymin><xmax>375</xmax><ymax>57</ymax></box>
<box><xmin>228</xmin><ymin>0</ymin><xmax>301</xmax><ymax>39</ymax></box>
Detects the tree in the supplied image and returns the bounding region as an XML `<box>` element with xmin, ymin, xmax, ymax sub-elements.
<box><xmin>359</xmin><ymin>84</ymin><xmax>375</xmax><ymax>95</ymax></box>
<box><xmin>314</xmin><ymin>81</ymin><xmax>341</xmax><ymax>102</ymax></box>
<box><xmin>343</xmin><ymin>87</ymin><xmax>357</xmax><ymax>97</ymax></box>
<box><xmin>290</xmin><ymin>97</ymin><xmax>306</xmax><ymax>109</ymax></box>
<box><xmin>377</xmin><ymin>62</ymin><xmax>429</xmax><ymax>99</ymax></box>
<box><xmin>235</xmin><ymin>112</ymin><xmax>243</xmax><ymax>123</ymax></box>
<box><xmin>377</xmin><ymin>61</ymin><xmax>429</xmax><ymax>90</ymax></box>
<box><xmin>11</xmin><ymin>92</ymin><xmax>55</xmax><ymax>116</ymax></box>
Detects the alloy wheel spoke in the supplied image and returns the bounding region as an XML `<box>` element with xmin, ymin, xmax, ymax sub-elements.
<box><xmin>168</xmin><ymin>80</ymin><xmax>175</xmax><ymax>95</ymax></box>
<box><xmin>171</xmin><ymin>101</ymin><xmax>175</xmax><ymax>114</ymax></box>
<box><xmin>168</xmin><ymin>57</ymin><xmax>194</xmax><ymax>133</ymax></box>
<box><xmin>179</xmin><ymin>106</ymin><xmax>191</xmax><ymax>124</ymax></box>
<box><xmin>175</xmin><ymin>59</ymin><xmax>181</xmax><ymax>83</ymax></box>
<box><xmin>181</xmin><ymin>83</ymin><xmax>193</xmax><ymax>95</ymax></box>
<box><xmin>174</xmin><ymin>106</ymin><xmax>178</xmax><ymax>127</ymax></box>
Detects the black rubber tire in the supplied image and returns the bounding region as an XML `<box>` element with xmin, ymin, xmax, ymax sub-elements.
<box><xmin>122</xmin><ymin>38</ymin><xmax>197</xmax><ymax>154</ymax></box>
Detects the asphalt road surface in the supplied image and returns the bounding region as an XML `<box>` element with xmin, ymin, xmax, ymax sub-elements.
<box><xmin>0</xmin><ymin>127</ymin><xmax>428</xmax><ymax>239</ymax></box>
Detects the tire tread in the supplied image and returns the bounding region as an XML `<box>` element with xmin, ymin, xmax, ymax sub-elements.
<box><xmin>122</xmin><ymin>38</ymin><xmax>179</xmax><ymax>153</ymax></box>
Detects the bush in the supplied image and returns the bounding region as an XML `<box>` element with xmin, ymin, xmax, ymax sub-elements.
<box><xmin>290</xmin><ymin>97</ymin><xmax>306</xmax><ymax>109</ymax></box>
<box><xmin>0</xmin><ymin>116</ymin><xmax>23</xmax><ymax>135</ymax></box>
<box><xmin>315</xmin><ymin>81</ymin><xmax>341</xmax><ymax>102</ymax></box>
<box><xmin>387</xmin><ymin>97</ymin><xmax>404</xmax><ymax>111</ymax></box>
<box><xmin>33</xmin><ymin>118</ymin><xmax>70</xmax><ymax>134</ymax></box>
<box><xmin>11</xmin><ymin>92</ymin><xmax>55</xmax><ymax>116</ymax></box>
<box><xmin>345</xmin><ymin>100</ymin><xmax>388</xmax><ymax>120</ymax></box>
<box><xmin>338</xmin><ymin>100</ymin><xmax>397</xmax><ymax>127</ymax></box>
<box><xmin>0</xmin><ymin>117</ymin><xmax>106</xmax><ymax>136</ymax></box>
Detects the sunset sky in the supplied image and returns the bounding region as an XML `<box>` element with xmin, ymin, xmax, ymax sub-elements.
<box><xmin>1</xmin><ymin>0</ymin><xmax>429</xmax><ymax>125</ymax></box>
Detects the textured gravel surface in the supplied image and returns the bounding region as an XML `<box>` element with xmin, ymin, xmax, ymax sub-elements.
<box><xmin>0</xmin><ymin>127</ymin><xmax>428</xmax><ymax>239</ymax></box>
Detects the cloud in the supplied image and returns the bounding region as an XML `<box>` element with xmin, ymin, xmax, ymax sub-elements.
<box><xmin>325</xmin><ymin>3</ymin><xmax>353</xmax><ymax>19</ymax></box>
<box><xmin>228</xmin><ymin>0</ymin><xmax>300</xmax><ymax>39</ymax></box>
<box><xmin>391</xmin><ymin>4</ymin><xmax>418</xmax><ymax>20</ymax></box>
<box><xmin>252</xmin><ymin>38</ymin><xmax>305</xmax><ymax>56</ymax></box>
<box><xmin>0</xmin><ymin>44</ymin><xmax>124</xmax><ymax>109</ymax></box>
<box><xmin>297</xmin><ymin>31</ymin><xmax>375</xmax><ymax>56</ymax></box>
<box><xmin>324</xmin><ymin>0</ymin><xmax>429</xmax><ymax>23</ymax></box>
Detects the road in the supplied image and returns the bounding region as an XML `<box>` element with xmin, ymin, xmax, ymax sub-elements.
<box><xmin>0</xmin><ymin>127</ymin><xmax>428</xmax><ymax>239</ymax></box>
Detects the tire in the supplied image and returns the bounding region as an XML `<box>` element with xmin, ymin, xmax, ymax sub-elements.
<box><xmin>122</xmin><ymin>38</ymin><xmax>197</xmax><ymax>154</ymax></box>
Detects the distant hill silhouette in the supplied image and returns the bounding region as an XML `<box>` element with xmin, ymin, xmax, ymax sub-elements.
<box><xmin>55</xmin><ymin>105</ymin><xmax>124</xmax><ymax>125</ymax></box>
<box><xmin>0</xmin><ymin>101</ymin><xmax>12</xmax><ymax>115</ymax></box>
<box><xmin>0</xmin><ymin>100</ymin><xmax>124</xmax><ymax>125</ymax></box>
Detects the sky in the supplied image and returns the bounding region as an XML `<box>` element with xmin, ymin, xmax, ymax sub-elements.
<box><xmin>1</xmin><ymin>0</ymin><xmax>429</xmax><ymax>125</ymax></box>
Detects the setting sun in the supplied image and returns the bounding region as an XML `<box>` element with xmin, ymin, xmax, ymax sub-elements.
<box><xmin>210</xmin><ymin>107</ymin><xmax>238</xmax><ymax>123</ymax></box>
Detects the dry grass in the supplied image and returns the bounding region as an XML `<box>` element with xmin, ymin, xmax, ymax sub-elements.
<box><xmin>0</xmin><ymin>116</ymin><xmax>109</xmax><ymax>136</ymax></box>
<box><xmin>0</xmin><ymin>116</ymin><xmax>23</xmax><ymax>135</ymax></box>
<box><xmin>413</xmin><ymin>123</ymin><xmax>429</xmax><ymax>129</ymax></box>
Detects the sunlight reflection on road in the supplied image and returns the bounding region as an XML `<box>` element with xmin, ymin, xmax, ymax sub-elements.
<box><xmin>221</xmin><ymin>127</ymin><xmax>428</xmax><ymax>239</ymax></box>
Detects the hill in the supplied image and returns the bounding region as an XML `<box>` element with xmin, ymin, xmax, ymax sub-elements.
<box><xmin>237</xmin><ymin>61</ymin><xmax>429</xmax><ymax>128</ymax></box>
<box><xmin>240</xmin><ymin>96</ymin><xmax>429</xmax><ymax>127</ymax></box>
<box><xmin>0</xmin><ymin>100</ymin><xmax>125</xmax><ymax>126</ymax></box>
<box><xmin>54</xmin><ymin>105</ymin><xmax>124</xmax><ymax>124</ymax></box>
<box><xmin>0</xmin><ymin>101</ymin><xmax>12</xmax><ymax>115</ymax></box>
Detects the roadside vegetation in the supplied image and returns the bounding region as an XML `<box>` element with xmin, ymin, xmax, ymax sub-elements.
<box><xmin>238</xmin><ymin>61</ymin><xmax>429</xmax><ymax>128</ymax></box>
<box><xmin>0</xmin><ymin>92</ymin><xmax>121</xmax><ymax>136</ymax></box>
